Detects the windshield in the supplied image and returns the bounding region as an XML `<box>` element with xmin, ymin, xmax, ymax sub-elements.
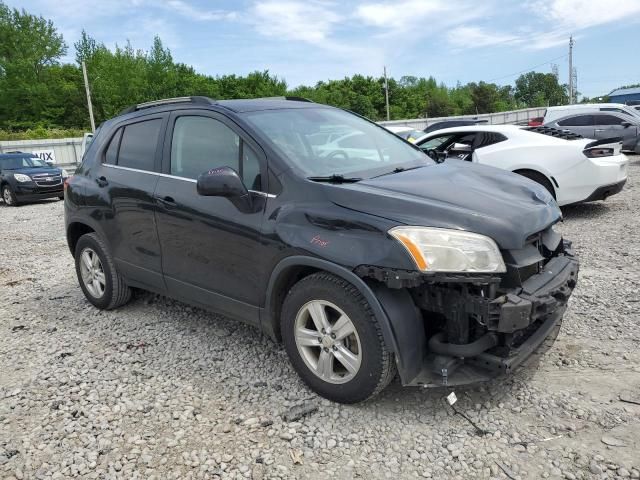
<box><xmin>0</xmin><ymin>156</ymin><xmax>49</xmax><ymax>170</ymax></box>
<box><xmin>243</xmin><ymin>108</ymin><xmax>431</xmax><ymax>178</ymax></box>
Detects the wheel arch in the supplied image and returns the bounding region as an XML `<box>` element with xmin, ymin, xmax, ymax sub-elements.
<box><xmin>66</xmin><ymin>221</ymin><xmax>96</xmax><ymax>255</ymax></box>
<box><xmin>263</xmin><ymin>256</ymin><xmax>425</xmax><ymax>384</ymax></box>
<box><xmin>512</xmin><ymin>168</ymin><xmax>558</xmax><ymax>197</ymax></box>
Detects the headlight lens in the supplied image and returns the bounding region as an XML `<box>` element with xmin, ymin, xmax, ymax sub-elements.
<box><xmin>389</xmin><ymin>227</ymin><xmax>506</xmax><ymax>273</ymax></box>
<box><xmin>62</xmin><ymin>169</ymin><xmax>69</xmax><ymax>177</ymax></box>
<box><xmin>14</xmin><ymin>173</ymin><xmax>31</xmax><ymax>182</ymax></box>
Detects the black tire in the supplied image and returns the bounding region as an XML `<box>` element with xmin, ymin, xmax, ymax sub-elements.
<box><xmin>281</xmin><ymin>272</ymin><xmax>396</xmax><ymax>403</ymax></box>
<box><xmin>74</xmin><ymin>233</ymin><xmax>131</xmax><ymax>310</ymax></box>
<box><xmin>2</xmin><ymin>184</ymin><xmax>19</xmax><ymax>206</ymax></box>
<box><xmin>515</xmin><ymin>170</ymin><xmax>556</xmax><ymax>199</ymax></box>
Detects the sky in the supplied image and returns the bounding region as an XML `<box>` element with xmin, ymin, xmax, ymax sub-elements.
<box><xmin>10</xmin><ymin>0</ymin><xmax>640</xmax><ymax>97</ymax></box>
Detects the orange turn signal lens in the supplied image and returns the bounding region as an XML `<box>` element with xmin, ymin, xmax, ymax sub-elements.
<box><xmin>393</xmin><ymin>234</ymin><xmax>428</xmax><ymax>271</ymax></box>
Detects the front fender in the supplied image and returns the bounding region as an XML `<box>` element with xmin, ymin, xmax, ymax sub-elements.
<box><xmin>263</xmin><ymin>255</ymin><xmax>425</xmax><ymax>384</ymax></box>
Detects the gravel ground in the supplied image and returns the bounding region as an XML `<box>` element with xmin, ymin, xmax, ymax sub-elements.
<box><xmin>1</xmin><ymin>156</ymin><xmax>639</xmax><ymax>480</ymax></box>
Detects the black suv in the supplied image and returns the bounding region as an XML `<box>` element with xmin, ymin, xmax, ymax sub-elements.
<box><xmin>65</xmin><ymin>97</ymin><xmax>579</xmax><ymax>403</ymax></box>
<box><xmin>1</xmin><ymin>152</ymin><xmax>68</xmax><ymax>206</ymax></box>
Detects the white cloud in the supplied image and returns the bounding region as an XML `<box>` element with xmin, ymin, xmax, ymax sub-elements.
<box><xmin>447</xmin><ymin>26</ymin><xmax>519</xmax><ymax>48</ymax></box>
<box><xmin>251</xmin><ymin>1</ymin><xmax>342</xmax><ymax>44</ymax></box>
<box><xmin>355</xmin><ymin>0</ymin><xmax>450</xmax><ymax>29</ymax></box>
<box><xmin>534</xmin><ymin>0</ymin><xmax>640</xmax><ymax>30</ymax></box>
<box><xmin>165</xmin><ymin>0</ymin><xmax>237</xmax><ymax>21</ymax></box>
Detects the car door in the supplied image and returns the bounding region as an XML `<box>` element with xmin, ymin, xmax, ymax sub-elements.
<box><xmin>555</xmin><ymin>114</ymin><xmax>595</xmax><ymax>138</ymax></box>
<box><xmin>593</xmin><ymin>114</ymin><xmax>638</xmax><ymax>146</ymax></box>
<box><xmin>154</xmin><ymin>110</ymin><xmax>267</xmax><ymax>326</ymax></box>
<box><xmin>92</xmin><ymin>114</ymin><xmax>167</xmax><ymax>292</ymax></box>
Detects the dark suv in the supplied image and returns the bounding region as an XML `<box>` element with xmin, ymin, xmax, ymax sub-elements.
<box><xmin>1</xmin><ymin>152</ymin><xmax>68</xmax><ymax>206</ymax></box>
<box><xmin>65</xmin><ymin>97</ymin><xmax>579</xmax><ymax>403</ymax></box>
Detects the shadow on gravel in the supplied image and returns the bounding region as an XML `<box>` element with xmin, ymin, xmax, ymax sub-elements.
<box><xmin>0</xmin><ymin>198</ymin><xmax>60</xmax><ymax>207</ymax></box>
<box><xmin>561</xmin><ymin>202</ymin><xmax>611</xmax><ymax>219</ymax></box>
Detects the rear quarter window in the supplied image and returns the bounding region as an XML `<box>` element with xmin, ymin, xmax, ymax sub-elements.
<box><xmin>104</xmin><ymin>129</ymin><xmax>122</xmax><ymax>165</ymax></box>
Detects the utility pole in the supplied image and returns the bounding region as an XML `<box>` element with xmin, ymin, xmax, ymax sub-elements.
<box><xmin>82</xmin><ymin>61</ymin><xmax>96</xmax><ymax>132</ymax></box>
<box><xmin>568</xmin><ymin>36</ymin><xmax>574</xmax><ymax>105</ymax></box>
<box><xmin>383</xmin><ymin>66</ymin><xmax>390</xmax><ymax>121</ymax></box>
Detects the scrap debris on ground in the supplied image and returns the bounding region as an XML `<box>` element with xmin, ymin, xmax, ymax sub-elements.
<box><xmin>1</xmin><ymin>155</ymin><xmax>639</xmax><ymax>479</ymax></box>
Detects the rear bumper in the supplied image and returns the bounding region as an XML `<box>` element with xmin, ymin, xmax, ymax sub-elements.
<box><xmin>408</xmin><ymin>247</ymin><xmax>579</xmax><ymax>387</ymax></box>
<box><xmin>580</xmin><ymin>178</ymin><xmax>626</xmax><ymax>203</ymax></box>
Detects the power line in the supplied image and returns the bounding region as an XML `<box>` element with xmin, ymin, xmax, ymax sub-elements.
<box><xmin>487</xmin><ymin>54</ymin><xmax>569</xmax><ymax>83</ymax></box>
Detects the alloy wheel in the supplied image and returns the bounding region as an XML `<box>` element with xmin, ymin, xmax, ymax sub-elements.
<box><xmin>294</xmin><ymin>300</ymin><xmax>362</xmax><ymax>384</ymax></box>
<box><xmin>3</xmin><ymin>187</ymin><xmax>13</xmax><ymax>205</ymax></box>
<box><xmin>79</xmin><ymin>247</ymin><xmax>106</xmax><ymax>298</ymax></box>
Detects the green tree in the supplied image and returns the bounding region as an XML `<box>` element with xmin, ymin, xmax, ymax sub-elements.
<box><xmin>514</xmin><ymin>72</ymin><xmax>568</xmax><ymax>107</ymax></box>
<box><xmin>0</xmin><ymin>1</ymin><xmax>68</xmax><ymax>128</ymax></box>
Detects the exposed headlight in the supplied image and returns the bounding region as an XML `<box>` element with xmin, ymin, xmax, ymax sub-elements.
<box><xmin>13</xmin><ymin>173</ymin><xmax>31</xmax><ymax>183</ymax></box>
<box><xmin>389</xmin><ymin>227</ymin><xmax>506</xmax><ymax>273</ymax></box>
<box><xmin>62</xmin><ymin>169</ymin><xmax>69</xmax><ymax>177</ymax></box>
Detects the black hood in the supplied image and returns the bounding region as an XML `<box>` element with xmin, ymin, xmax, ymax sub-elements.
<box><xmin>325</xmin><ymin>161</ymin><xmax>562</xmax><ymax>250</ymax></box>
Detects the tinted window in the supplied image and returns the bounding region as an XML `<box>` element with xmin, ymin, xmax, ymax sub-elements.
<box><xmin>117</xmin><ymin>119</ymin><xmax>162</xmax><ymax>171</ymax></box>
<box><xmin>104</xmin><ymin>128</ymin><xmax>122</xmax><ymax>165</ymax></box>
<box><xmin>419</xmin><ymin>134</ymin><xmax>454</xmax><ymax>150</ymax></box>
<box><xmin>557</xmin><ymin>115</ymin><xmax>593</xmax><ymax>127</ymax></box>
<box><xmin>594</xmin><ymin>115</ymin><xmax>625</xmax><ymax>126</ymax></box>
<box><xmin>171</xmin><ymin>116</ymin><xmax>261</xmax><ymax>189</ymax></box>
<box><xmin>0</xmin><ymin>156</ymin><xmax>46</xmax><ymax>169</ymax></box>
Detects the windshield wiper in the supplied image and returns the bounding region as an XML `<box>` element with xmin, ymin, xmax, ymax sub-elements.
<box><xmin>307</xmin><ymin>174</ymin><xmax>362</xmax><ymax>183</ymax></box>
<box><xmin>372</xmin><ymin>165</ymin><xmax>426</xmax><ymax>178</ymax></box>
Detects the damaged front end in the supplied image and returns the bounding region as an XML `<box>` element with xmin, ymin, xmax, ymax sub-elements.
<box><xmin>358</xmin><ymin>226</ymin><xmax>579</xmax><ymax>387</ymax></box>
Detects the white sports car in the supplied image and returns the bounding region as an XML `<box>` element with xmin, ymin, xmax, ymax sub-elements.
<box><xmin>414</xmin><ymin>125</ymin><xmax>629</xmax><ymax>206</ymax></box>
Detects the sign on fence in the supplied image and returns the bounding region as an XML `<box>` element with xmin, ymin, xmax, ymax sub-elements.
<box><xmin>31</xmin><ymin>149</ymin><xmax>57</xmax><ymax>164</ymax></box>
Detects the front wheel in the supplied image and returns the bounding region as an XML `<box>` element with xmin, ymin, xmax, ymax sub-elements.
<box><xmin>281</xmin><ymin>272</ymin><xmax>396</xmax><ymax>403</ymax></box>
<box><xmin>2</xmin><ymin>184</ymin><xmax>19</xmax><ymax>206</ymax></box>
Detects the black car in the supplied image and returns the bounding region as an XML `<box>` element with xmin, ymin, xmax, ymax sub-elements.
<box><xmin>1</xmin><ymin>152</ymin><xmax>68</xmax><ymax>206</ymax></box>
<box><xmin>65</xmin><ymin>96</ymin><xmax>579</xmax><ymax>403</ymax></box>
<box><xmin>423</xmin><ymin>119</ymin><xmax>488</xmax><ymax>134</ymax></box>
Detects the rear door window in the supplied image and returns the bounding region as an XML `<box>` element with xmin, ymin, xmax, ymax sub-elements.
<box><xmin>557</xmin><ymin>115</ymin><xmax>594</xmax><ymax>127</ymax></box>
<box><xmin>117</xmin><ymin>119</ymin><xmax>162</xmax><ymax>171</ymax></box>
<box><xmin>593</xmin><ymin>114</ymin><xmax>625</xmax><ymax>126</ymax></box>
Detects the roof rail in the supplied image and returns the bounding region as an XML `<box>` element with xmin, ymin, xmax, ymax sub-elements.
<box><xmin>258</xmin><ymin>96</ymin><xmax>314</xmax><ymax>103</ymax></box>
<box><xmin>120</xmin><ymin>96</ymin><xmax>215</xmax><ymax>115</ymax></box>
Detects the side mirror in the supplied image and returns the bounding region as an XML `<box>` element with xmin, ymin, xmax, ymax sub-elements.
<box><xmin>45</xmin><ymin>160</ymin><xmax>54</xmax><ymax>166</ymax></box>
<box><xmin>451</xmin><ymin>142</ymin><xmax>471</xmax><ymax>152</ymax></box>
<box><xmin>621</xmin><ymin>121</ymin><xmax>632</xmax><ymax>128</ymax></box>
<box><xmin>197</xmin><ymin>166</ymin><xmax>248</xmax><ymax>198</ymax></box>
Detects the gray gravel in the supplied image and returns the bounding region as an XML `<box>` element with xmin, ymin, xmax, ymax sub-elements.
<box><xmin>1</xmin><ymin>156</ymin><xmax>639</xmax><ymax>480</ymax></box>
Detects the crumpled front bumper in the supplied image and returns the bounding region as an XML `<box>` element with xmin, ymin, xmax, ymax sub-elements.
<box><xmin>409</xmin><ymin>246</ymin><xmax>579</xmax><ymax>387</ymax></box>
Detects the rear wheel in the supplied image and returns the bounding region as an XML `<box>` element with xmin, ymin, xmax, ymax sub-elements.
<box><xmin>74</xmin><ymin>233</ymin><xmax>131</xmax><ymax>309</ymax></box>
<box><xmin>2</xmin><ymin>184</ymin><xmax>19</xmax><ymax>206</ymax></box>
<box><xmin>515</xmin><ymin>170</ymin><xmax>556</xmax><ymax>199</ymax></box>
<box><xmin>281</xmin><ymin>272</ymin><xmax>395</xmax><ymax>403</ymax></box>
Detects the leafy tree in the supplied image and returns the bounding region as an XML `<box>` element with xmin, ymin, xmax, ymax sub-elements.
<box><xmin>2</xmin><ymin>1</ymin><xmax>582</xmax><ymax>133</ymax></box>
<box><xmin>514</xmin><ymin>72</ymin><xmax>568</xmax><ymax>107</ymax></box>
